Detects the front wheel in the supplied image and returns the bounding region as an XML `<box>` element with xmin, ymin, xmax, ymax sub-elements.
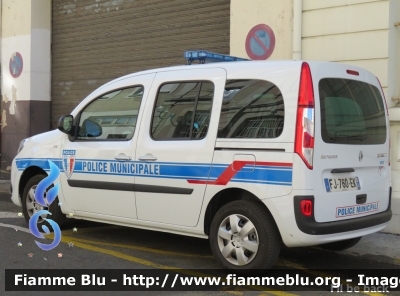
<box><xmin>209</xmin><ymin>200</ymin><xmax>281</xmax><ymax>272</ymax></box>
<box><xmin>22</xmin><ymin>174</ymin><xmax>66</xmax><ymax>228</ymax></box>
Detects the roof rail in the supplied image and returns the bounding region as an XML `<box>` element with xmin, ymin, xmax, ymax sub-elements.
<box><xmin>184</xmin><ymin>50</ymin><xmax>249</xmax><ymax>65</ymax></box>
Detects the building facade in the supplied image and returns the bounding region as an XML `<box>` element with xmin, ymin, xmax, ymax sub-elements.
<box><xmin>1</xmin><ymin>0</ymin><xmax>399</xmax><ymax>233</ymax></box>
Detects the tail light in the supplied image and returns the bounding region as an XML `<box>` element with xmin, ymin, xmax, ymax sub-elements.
<box><xmin>300</xmin><ymin>199</ymin><xmax>313</xmax><ymax>216</ymax></box>
<box><xmin>346</xmin><ymin>69</ymin><xmax>359</xmax><ymax>76</ymax></box>
<box><xmin>295</xmin><ymin>62</ymin><xmax>315</xmax><ymax>169</ymax></box>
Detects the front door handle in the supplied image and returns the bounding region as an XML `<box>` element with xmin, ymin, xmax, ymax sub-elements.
<box><xmin>138</xmin><ymin>154</ymin><xmax>157</xmax><ymax>161</ymax></box>
<box><xmin>115</xmin><ymin>154</ymin><xmax>132</xmax><ymax>161</ymax></box>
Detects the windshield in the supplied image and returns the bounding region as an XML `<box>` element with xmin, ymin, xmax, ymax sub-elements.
<box><xmin>319</xmin><ymin>78</ymin><xmax>387</xmax><ymax>145</ymax></box>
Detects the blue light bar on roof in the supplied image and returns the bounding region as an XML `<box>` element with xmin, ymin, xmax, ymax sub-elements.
<box><xmin>184</xmin><ymin>50</ymin><xmax>249</xmax><ymax>64</ymax></box>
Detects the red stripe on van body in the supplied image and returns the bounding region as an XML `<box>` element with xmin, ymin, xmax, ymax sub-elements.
<box><xmin>70</xmin><ymin>159</ymin><xmax>75</xmax><ymax>173</ymax></box>
<box><xmin>187</xmin><ymin>161</ymin><xmax>292</xmax><ymax>185</ymax></box>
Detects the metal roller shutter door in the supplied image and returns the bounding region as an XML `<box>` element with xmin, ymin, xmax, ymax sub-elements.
<box><xmin>51</xmin><ymin>0</ymin><xmax>230</xmax><ymax>127</ymax></box>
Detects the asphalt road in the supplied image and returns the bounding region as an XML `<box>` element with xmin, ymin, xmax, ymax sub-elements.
<box><xmin>1</xmin><ymin>189</ymin><xmax>399</xmax><ymax>296</ymax></box>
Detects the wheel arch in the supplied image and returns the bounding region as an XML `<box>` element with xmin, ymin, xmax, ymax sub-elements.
<box><xmin>19</xmin><ymin>166</ymin><xmax>46</xmax><ymax>203</ymax></box>
<box><xmin>203</xmin><ymin>187</ymin><xmax>280</xmax><ymax>237</ymax></box>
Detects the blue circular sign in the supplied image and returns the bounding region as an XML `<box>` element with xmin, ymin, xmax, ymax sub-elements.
<box><xmin>245</xmin><ymin>24</ymin><xmax>276</xmax><ymax>60</ymax></box>
<box><xmin>9</xmin><ymin>52</ymin><xmax>23</xmax><ymax>78</ymax></box>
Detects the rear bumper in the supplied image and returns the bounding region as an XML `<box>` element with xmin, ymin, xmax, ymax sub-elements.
<box><xmin>294</xmin><ymin>192</ymin><xmax>392</xmax><ymax>235</ymax></box>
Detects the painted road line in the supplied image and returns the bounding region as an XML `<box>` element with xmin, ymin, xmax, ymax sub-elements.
<box><xmin>0</xmin><ymin>212</ymin><xmax>23</xmax><ymax>218</ymax></box>
<box><xmin>0</xmin><ymin>222</ymin><xmax>31</xmax><ymax>233</ymax></box>
<box><xmin>220</xmin><ymin>289</ymin><xmax>243</xmax><ymax>296</ymax></box>
<box><xmin>223</xmin><ymin>288</ymin><xmax>286</xmax><ymax>296</ymax></box>
<box><xmin>278</xmin><ymin>260</ymin><xmax>385</xmax><ymax>296</ymax></box>
<box><xmin>59</xmin><ymin>235</ymin><xmax>295</xmax><ymax>296</ymax></box>
<box><xmin>61</xmin><ymin>225</ymin><xmax>120</xmax><ymax>235</ymax></box>
<box><xmin>256</xmin><ymin>292</ymin><xmax>297</xmax><ymax>296</ymax></box>
<box><xmin>222</xmin><ymin>291</ymin><xmax>245</xmax><ymax>296</ymax></box>
<box><xmin>69</xmin><ymin>236</ymin><xmax>214</xmax><ymax>259</ymax></box>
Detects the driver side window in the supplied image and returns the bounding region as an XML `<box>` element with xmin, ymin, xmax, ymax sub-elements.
<box><xmin>77</xmin><ymin>86</ymin><xmax>144</xmax><ymax>141</ymax></box>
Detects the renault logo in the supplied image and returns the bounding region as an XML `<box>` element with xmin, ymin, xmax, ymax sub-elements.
<box><xmin>359</xmin><ymin>151</ymin><xmax>364</xmax><ymax>162</ymax></box>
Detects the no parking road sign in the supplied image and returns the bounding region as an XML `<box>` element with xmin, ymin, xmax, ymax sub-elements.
<box><xmin>9</xmin><ymin>52</ymin><xmax>23</xmax><ymax>78</ymax></box>
<box><xmin>245</xmin><ymin>24</ymin><xmax>276</xmax><ymax>60</ymax></box>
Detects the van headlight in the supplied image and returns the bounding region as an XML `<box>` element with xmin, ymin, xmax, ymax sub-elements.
<box><xmin>17</xmin><ymin>138</ymin><xmax>29</xmax><ymax>154</ymax></box>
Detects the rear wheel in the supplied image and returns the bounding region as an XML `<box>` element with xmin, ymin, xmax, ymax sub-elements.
<box><xmin>209</xmin><ymin>200</ymin><xmax>280</xmax><ymax>272</ymax></box>
<box><xmin>22</xmin><ymin>174</ymin><xmax>66</xmax><ymax>228</ymax></box>
<box><xmin>319</xmin><ymin>237</ymin><xmax>362</xmax><ymax>251</ymax></box>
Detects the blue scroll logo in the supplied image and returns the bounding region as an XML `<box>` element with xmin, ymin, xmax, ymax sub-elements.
<box><xmin>29</xmin><ymin>160</ymin><xmax>62</xmax><ymax>251</ymax></box>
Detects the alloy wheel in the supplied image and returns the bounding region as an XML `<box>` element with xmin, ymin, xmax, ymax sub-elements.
<box><xmin>217</xmin><ymin>214</ymin><xmax>259</xmax><ymax>266</ymax></box>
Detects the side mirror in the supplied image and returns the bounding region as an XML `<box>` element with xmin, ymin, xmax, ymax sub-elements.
<box><xmin>81</xmin><ymin>119</ymin><xmax>102</xmax><ymax>138</ymax></box>
<box><xmin>58</xmin><ymin>115</ymin><xmax>74</xmax><ymax>134</ymax></box>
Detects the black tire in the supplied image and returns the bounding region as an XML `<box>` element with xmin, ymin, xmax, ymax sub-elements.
<box><xmin>319</xmin><ymin>237</ymin><xmax>362</xmax><ymax>251</ymax></box>
<box><xmin>22</xmin><ymin>174</ymin><xmax>66</xmax><ymax>229</ymax></box>
<box><xmin>209</xmin><ymin>200</ymin><xmax>281</xmax><ymax>273</ymax></box>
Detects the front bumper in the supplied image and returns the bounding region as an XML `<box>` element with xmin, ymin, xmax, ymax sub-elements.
<box><xmin>10</xmin><ymin>159</ymin><xmax>22</xmax><ymax>207</ymax></box>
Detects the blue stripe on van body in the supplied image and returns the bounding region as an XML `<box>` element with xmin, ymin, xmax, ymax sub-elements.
<box><xmin>15</xmin><ymin>158</ymin><xmax>292</xmax><ymax>186</ymax></box>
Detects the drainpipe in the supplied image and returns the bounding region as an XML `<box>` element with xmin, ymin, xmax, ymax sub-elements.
<box><xmin>292</xmin><ymin>0</ymin><xmax>302</xmax><ymax>60</ymax></box>
<box><xmin>0</xmin><ymin>0</ymin><xmax>2</xmax><ymax>161</ymax></box>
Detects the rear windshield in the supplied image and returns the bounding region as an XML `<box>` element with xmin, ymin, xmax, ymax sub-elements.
<box><xmin>319</xmin><ymin>78</ymin><xmax>387</xmax><ymax>145</ymax></box>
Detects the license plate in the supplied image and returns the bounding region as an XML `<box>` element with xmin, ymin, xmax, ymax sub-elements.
<box><xmin>324</xmin><ymin>177</ymin><xmax>360</xmax><ymax>192</ymax></box>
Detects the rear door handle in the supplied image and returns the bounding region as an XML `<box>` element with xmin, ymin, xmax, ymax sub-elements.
<box><xmin>356</xmin><ymin>194</ymin><xmax>367</xmax><ymax>204</ymax></box>
<box><xmin>138</xmin><ymin>154</ymin><xmax>158</xmax><ymax>161</ymax></box>
<box><xmin>114</xmin><ymin>154</ymin><xmax>132</xmax><ymax>161</ymax></box>
<box><xmin>331</xmin><ymin>168</ymin><xmax>355</xmax><ymax>173</ymax></box>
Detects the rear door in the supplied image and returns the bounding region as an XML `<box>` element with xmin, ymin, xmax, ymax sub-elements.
<box><xmin>312</xmin><ymin>63</ymin><xmax>390</xmax><ymax>223</ymax></box>
<box><xmin>135</xmin><ymin>68</ymin><xmax>226</xmax><ymax>227</ymax></box>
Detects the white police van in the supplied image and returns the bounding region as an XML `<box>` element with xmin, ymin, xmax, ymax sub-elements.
<box><xmin>11</xmin><ymin>51</ymin><xmax>391</xmax><ymax>271</ymax></box>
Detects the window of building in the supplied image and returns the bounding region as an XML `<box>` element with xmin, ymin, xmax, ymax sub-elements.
<box><xmin>151</xmin><ymin>82</ymin><xmax>214</xmax><ymax>140</ymax></box>
<box><xmin>218</xmin><ymin>80</ymin><xmax>284</xmax><ymax>139</ymax></box>
<box><xmin>77</xmin><ymin>86</ymin><xmax>144</xmax><ymax>140</ymax></box>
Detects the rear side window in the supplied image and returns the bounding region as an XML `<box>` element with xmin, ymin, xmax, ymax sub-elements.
<box><xmin>218</xmin><ymin>80</ymin><xmax>284</xmax><ymax>138</ymax></box>
<box><xmin>319</xmin><ymin>78</ymin><xmax>386</xmax><ymax>145</ymax></box>
<box><xmin>151</xmin><ymin>82</ymin><xmax>214</xmax><ymax>140</ymax></box>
